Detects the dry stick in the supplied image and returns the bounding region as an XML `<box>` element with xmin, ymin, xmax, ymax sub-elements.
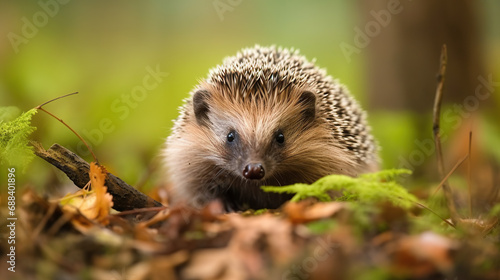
<box><xmin>32</xmin><ymin>142</ymin><xmax>163</xmax><ymax>211</ymax></box>
<box><xmin>432</xmin><ymin>44</ymin><xmax>459</xmax><ymax>224</ymax></box>
<box><xmin>467</xmin><ymin>130</ymin><xmax>473</xmax><ymax>217</ymax></box>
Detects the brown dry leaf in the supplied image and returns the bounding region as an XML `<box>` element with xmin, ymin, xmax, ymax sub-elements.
<box><xmin>181</xmin><ymin>213</ymin><xmax>297</xmax><ymax>279</ymax></box>
<box><xmin>127</xmin><ymin>250</ymin><xmax>188</xmax><ymax>280</ymax></box>
<box><xmin>89</xmin><ymin>162</ymin><xmax>114</xmax><ymax>224</ymax></box>
<box><xmin>388</xmin><ymin>231</ymin><xmax>457</xmax><ymax>277</ymax></box>
<box><xmin>60</xmin><ymin>162</ymin><xmax>114</xmax><ymax>231</ymax></box>
<box><xmin>181</xmin><ymin>248</ymin><xmax>246</xmax><ymax>280</ymax></box>
<box><xmin>124</xmin><ymin>261</ymin><xmax>151</xmax><ymax>280</ymax></box>
<box><xmin>285</xmin><ymin>200</ymin><xmax>347</xmax><ymax>224</ymax></box>
<box><xmin>132</xmin><ymin>208</ymin><xmax>171</xmax><ymax>244</ymax></box>
<box><xmin>227</xmin><ymin>213</ymin><xmax>297</xmax><ymax>277</ymax></box>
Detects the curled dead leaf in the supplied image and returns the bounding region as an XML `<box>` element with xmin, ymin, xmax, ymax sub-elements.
<box><xmin>59</xmin><ymin>162</ymin><xmax>114</xmax><ymax>232</ymax></box>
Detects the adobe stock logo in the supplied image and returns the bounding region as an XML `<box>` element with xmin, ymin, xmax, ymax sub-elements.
<box><xmin>7</xmin><ymin>0</ymin><xmax>71</xmax><ymax>54</ymax></box>
<box><xmin>213</xmin><ymin>0</ymin><xmax>243</xmax><ymax>21</ymax></box>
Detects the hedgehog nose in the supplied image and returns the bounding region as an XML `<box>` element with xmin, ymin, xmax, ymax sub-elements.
<box><xmin>243</xmin><ymin>163</ymin><xmax>265</xmax><ymax>180</ymax></box>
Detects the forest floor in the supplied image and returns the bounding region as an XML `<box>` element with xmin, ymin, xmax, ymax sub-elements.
<box><xmin>1</xmin><ymin>46</ymin><xmax>499</xmax><ymax>280</ymax></box>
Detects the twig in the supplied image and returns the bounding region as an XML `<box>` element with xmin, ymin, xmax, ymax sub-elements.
<box><xmin>433</xmin><ymin>45</ymin><xmax>447</xmax><ymax>183</ymax></box>
<box><xmin>432</xmin><ymin>44</ymin><xmax>459</xmax><ymax>224</ymax></box>
<box><xmin>36</xmin><ymin>92</ymin><xmax>79</xmax><ymax>108</ymax></box>
<box><xmin>32</xmin><ymin>142</ymin><xmax>163</xmax><ymax>211</ymax></box>
<box><xmin>432</xmin><ymin>153</ymin><xmax>468</xmax><ymax>196</ymax></box>
<box><xmin>414</xmin><ymin>201</ymin><xmax>456</xmax><ymax>228</ymax></box>
<box><xmin>35</xmin><ymin>92</ymin><xmax>98</xmax><ymax>163</ymax></box>
<box><xmin>467</xmin><ymin>130</ymin><xmax>473</xmax><ymax>217</ymax></box>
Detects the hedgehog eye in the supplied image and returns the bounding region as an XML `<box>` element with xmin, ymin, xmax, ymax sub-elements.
<box><xmin>275</xmin><ymin>132</ymin><xmax>285</xmax><ymax>144</ymax></box>
<box><xmin>227</xmin><ymin>131</ymin><xmax>236</xmax><ymax>143</ymax></box>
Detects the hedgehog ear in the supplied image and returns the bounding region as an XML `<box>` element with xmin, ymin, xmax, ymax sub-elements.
<box><xmin>193</xmin><ymin>89</ymin><xmax>211</xmax><ymax>126</ymax></box>
<box><xmin>298</xmin><ymin>90</ymin><xmax>316</xmax><ymax>123</ymax></box>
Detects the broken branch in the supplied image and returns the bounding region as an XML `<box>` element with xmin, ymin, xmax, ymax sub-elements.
<box><xmin>32</xmin><ymin>142</ymin><xmax>163</xmax><ymax>211</ymax></box>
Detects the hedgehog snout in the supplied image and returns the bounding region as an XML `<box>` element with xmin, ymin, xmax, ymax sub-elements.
<box><xmin>242</xmin><ymin>163</ymin><xmax>265</xmax><ymax>180</ymax></box>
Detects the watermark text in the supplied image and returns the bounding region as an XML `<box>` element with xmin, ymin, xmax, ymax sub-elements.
<box><xmin>6</xmin><ymin>168</ymin><xmax>17</xmax><ymax>273</ymax></box>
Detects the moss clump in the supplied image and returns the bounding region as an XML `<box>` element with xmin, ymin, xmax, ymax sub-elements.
<box><xmin>0</xmin><ymin>107</ymin><xmax>38</xmax><ymax>171</ymax></box>
<box><xmin>262</xmin><ymin>169</ymin><xmax>416</xmax><ymax>209</ymax></box>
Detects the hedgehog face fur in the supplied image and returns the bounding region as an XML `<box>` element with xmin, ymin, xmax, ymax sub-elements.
<box><xmin>164</xmin><ymin>45</ymin><xmax>378</xmax><ymax>211</ymax></box>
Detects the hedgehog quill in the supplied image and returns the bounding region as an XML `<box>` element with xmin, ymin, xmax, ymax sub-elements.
<box><xmin>164</xmin><ymin>46</ymin><xmax>379</xmax><ymax>211</ymax></box>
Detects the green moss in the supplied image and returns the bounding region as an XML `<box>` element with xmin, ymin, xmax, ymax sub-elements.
<box><xmin>0</xmin><ymin>108</ymin><xmax>38</xmax><ymax>171</ymax></box>
<box><xmin>262</xmin><ymin>169</ymin><xmax>416</xmax><ymax>209</ymax></box>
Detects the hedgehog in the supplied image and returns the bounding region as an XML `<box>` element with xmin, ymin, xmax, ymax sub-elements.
<box><xmin>163</xmin><ymin>45</ymin><xmax>379</xmax><ymax>211</ymax></box>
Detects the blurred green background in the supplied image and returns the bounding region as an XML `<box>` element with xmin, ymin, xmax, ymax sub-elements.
<box><xmin>1</xmin><ymin>1</ymin><xmax>499</xmax><ymax>192</ymax></box>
